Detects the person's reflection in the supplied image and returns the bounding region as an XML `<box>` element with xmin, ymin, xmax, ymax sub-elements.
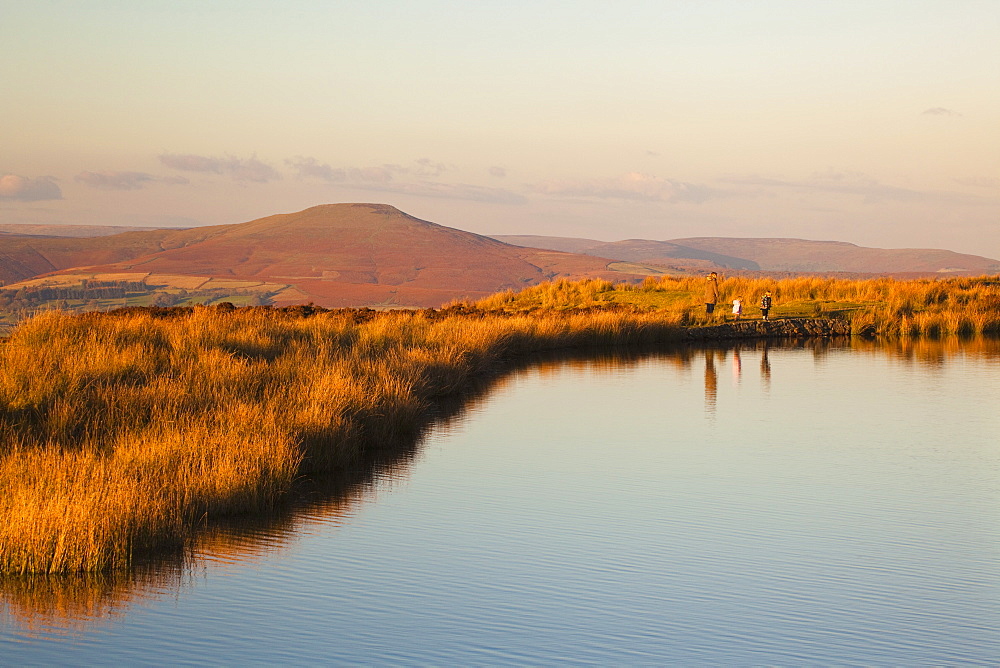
<box><xmin>732</xmin><ymin>347</ymin><xmax>742</xmax><ymax>386</ymax></box>
<box><xmin>760</xmin><ymin>343</ymin><xmax>771</xmax><ymax>392</ymax></box>
<box><xmin>704</xmin><ymin>349</ymin><xmax>718</xmax><ymax>416</ymax></box>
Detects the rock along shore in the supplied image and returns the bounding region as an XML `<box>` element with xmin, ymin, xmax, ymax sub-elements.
<box><xmin>682</xmin><ymin>318</ymin><xmax>851</xmax><ymax>341</ymax></box>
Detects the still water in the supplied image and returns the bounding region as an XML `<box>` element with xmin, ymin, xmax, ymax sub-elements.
<box><xmin>2</xmin><ymin>338</ymin><xmax>999</xmax><ymax>665</ymax></box>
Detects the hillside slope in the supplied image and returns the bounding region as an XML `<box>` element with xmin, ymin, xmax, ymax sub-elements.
<box><xmin>672</xmin><ymin>237</ymin><xmax>1000</xmax><ymax>274</ymax></box>
<box><xmin>20</xmin><ymin>204</ymin><xmax>641</xmax><ymax>307</ymax></box>
<box><xmin>493</xmin><ymin>234</ymin><xmax>1000</xmax><ymax>275</ymax></box>
<box><xmin>0</xmin><ymin>227</ymin><xmax>224</xmax><ymax>284</ymax></box>
<box><xmin>493</xmin><ymin>235</ymin><xmax>759</xmax><ymax>270</ymax></box>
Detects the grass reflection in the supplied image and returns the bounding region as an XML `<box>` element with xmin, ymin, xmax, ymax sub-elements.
<box><xmin>3</xmin><ymin>336</ymin><xmax>996</xmax><ymax>630</ymax></box>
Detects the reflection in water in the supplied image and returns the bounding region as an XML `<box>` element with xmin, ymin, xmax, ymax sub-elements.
<box><xmin>760</xmin><ymin>343</ymin><xmax>771</xmax><ymax>391</ymax></box>
<box><xmin>0</xmin><ymin>361</ymin><xmax>504</xmax><ymax>629</ymax></box>
<box><xmin>3</xmin><ymin>336</ymin><xmax>998</xmax><ymax>636</ymax></box>
<box><xmin>0</xmin><ymin>345</ymin><xmax>696</xmax><ymax>628</ymax></box>
<box><xmin>0</xmin><ymin>567</ymin><xmax>184</xmax><ymax>637</ymax></box>
<box><xmin>704</xmin><ymin>349</ymin><xmax>718</xmax><ymax>416</ymax></box>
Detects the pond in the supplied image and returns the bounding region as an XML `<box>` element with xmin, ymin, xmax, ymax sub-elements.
<box><xmin>2</xmin><ymin>338</ymin><xmax>999</xmax><ymax>665</ymax></box>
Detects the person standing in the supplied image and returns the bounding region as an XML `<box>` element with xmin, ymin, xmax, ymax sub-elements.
<box><xmin>732</xmin><ymin>295</ymin><xmax>743</xmax><ymax>320</ymax></box>
<box><xmin>760</xmin><ymin>291</ymin><xmax>773</xmax><ymax>321</ymax></box>
<box><xmin>704</xmin><ymin>272</ymin><xmax>720</xmax><ymax>315</ymax></box>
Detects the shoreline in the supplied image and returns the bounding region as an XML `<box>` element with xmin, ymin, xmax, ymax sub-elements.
<box><xmin>0</xmin><ymin>307</ymin><xmax>955</xmax><ymax>575</ymax></box>
<box><xmin>682</xmin><ymin>317</ymin><xmax>851</xmax><ymax>341</ymax></box>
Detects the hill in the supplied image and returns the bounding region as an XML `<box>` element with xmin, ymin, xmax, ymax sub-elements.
<box><xmin>670</xmin><ymin>238</ymin><xmax>1000</xmax><ymax>274</ymax></box>
<box><xmin>0</xmin><ymin>224</ymin><xmax>152</xmax><ymax>238</ymax></box>
<box><xmin>493</xmin><ymin>235</ymin><xmax>759</xmax><ymax>270</ymax></box>
<box><xmin>3</xmin><ymin>204</ymin><xmax>646</xmax><ymax>308</ymax></box>
<box><xmin>492</xmin><ymin>235</ymin><xmax>1000</xmax><ymax>275</ymax></box>
<box><xmin>0</xmin><ymin>227</ymin><xmax>223</xmax><ymax>285</ymax></box>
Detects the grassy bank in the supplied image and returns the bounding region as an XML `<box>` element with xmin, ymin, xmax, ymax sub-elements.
<box><xmin>469</xmin><ymin>274</ymin><xmax>1000</xmax><ymax>336</ymax></box>
<box><xmin>0</xmin><ymin>307</ymin><xmax>685</xmax><ymax>573</ymax></box>
<box><xmin>1</xmin><ymin>273</ymin><xmax>997</xmax><ymax>574</ymax></box>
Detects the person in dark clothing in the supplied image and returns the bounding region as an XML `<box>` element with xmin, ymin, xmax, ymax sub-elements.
<box><xmin>704</xmin><ymin>272</ymin><xmax>720</xmax><ymax>314</ymax></box>
<box><xmin>760</xmin><ymin>291</ymin><xmax>773</xmax><ymax>321</ymax></box>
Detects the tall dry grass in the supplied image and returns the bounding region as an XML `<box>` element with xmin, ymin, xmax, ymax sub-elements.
<box><xmin>3</xmin><ymin>274</ymin><xmax>996</xmax><ymax>573</ymax></box>
<box><xmin>470</xmin><ymin>274</ymin><xmax>1000</xmax><ymax>336</ymax></box>
<box><xmin>0</xmin><ymin>306</ymin><xmax>685</xmax><ymax>573</ymax></box>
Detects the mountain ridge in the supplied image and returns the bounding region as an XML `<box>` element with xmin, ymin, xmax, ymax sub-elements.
<box><xmin>2</xmin><ymin>205</ymin><xmax>996</xmax><ymax>311</ymax></box>
<box><xmin>1</xmin><ymin>204</ymin><xmax>645</xmax><ymax>308</ymax></box>
<box><xmin>491</xmin><ymin>234</ymin><xmax>1000</xmax><ymax>275</ymax></box>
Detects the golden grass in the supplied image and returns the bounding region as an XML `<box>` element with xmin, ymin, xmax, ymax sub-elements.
<box><xmin>0</xmin><ymin>306</ymin><xmax>685</xmax><ymax>573</ymax></box>
<box><xmin>468</xmin><ymin>274</ymin><xmax>1000</xmax><ymax>336</ymax></box>
<box><xmin>2</xmin><ymin>273</ymin><xmax>996</xmax><ymax>573</ymax></box>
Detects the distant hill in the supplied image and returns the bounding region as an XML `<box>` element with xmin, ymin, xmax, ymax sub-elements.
<box><xmin>670</xmin><ymin>238</ymin><xmax>1000</xmax><ymax>274</ymax></box>
<box><xmin>4</xmin><ymin>204</ymin><xmax>646</xmax><ymax>308</ymax></box>
<box><xmin>492</xmin><ymin>234</ymin><xmax>1000</xmax><ymax>275</ymax></box>
<box><xmin>0</xmin><ymin>226</ymin><xmax>221</xmax><ymax>284</ymax></box>
<box><xmin>0</xmin><ymin>224</ymin><xmax>152</xmax><ymax>238</ymax></box>
<box><xmin>6</xmin><ymin>206</ymin><xmax>997</xmax><ymax>314</ymax></box>
<box><xmin>493</xmin><ymin>235</ymin><xmax>760</xmax><ymax>270</ymax></box>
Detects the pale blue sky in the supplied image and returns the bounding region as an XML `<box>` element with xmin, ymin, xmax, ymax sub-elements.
<box><xmin>2</xmin><ymin>1</ymin><xmax>998</xmax><ymax>257</ymax></box>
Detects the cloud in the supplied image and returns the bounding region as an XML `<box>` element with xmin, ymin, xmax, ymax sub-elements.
<box><xmin>228</xmin><ymin>157</ymin><xmax>281</xmax><ymax>183</ymax></box>
<box><xmin>284</xmin><ymin>156</ymin><xmax>521</xmax><ymax>203</ymax></box>
<box><xmin>954</xmin><ymin>176</ymin><xmax>1000</xmax><ymax>189</ymax></box>
<box><xmin>289</xmin><ymin>157</ymin><xmax>453</xmax><ymax>183</ymax></box>
<box><xmin>158</xmin><ymin>154</ymin><xmax>222</xmax><ymax>173</ymax></box>
<box><xmin>353</xmin><ymin>179</ymin><xmax>526</xmax><ymax>204</ymax></box>
<box><xmin>530</xmin><ymin>172</ymin><xmax>731</xmax><ymax>204</ymax></box>
<box><xmin>723</xmin><ymin>172</ymin><xmax>988</xmax><ymax>205</ymax></box>
<box><xmin>0</xmin><ymin>174</ymin><xmax>62</xmax><ymax>201</ymax></box>
<box><xmin>285</xmin><ymin>156</ymin><xmax>346</xmax><ymax>182</ymax></box>
<box><xmin>489</xmin><ymin>166</ymin><xmax>507</xmax><ymax>178</ymax></box>
<box><xmin>159</xmin><ymin>153</ymin><xmax>281</xmax><ymax>183</ymax></box>
<box><xmin>922</xmin><ymin>107</ymin><xmax>961</xmax><ymax>116</ymax></box>
<box><xmin>347</xmin><ymin>165</ymin><xmax>400</xmax><ymax>183</ymax></box>
<box><xmin>413</xmin><ymin>158</ymin><xmax>448</xmax><ymax>177</ymax></box>
<box><xmin>74</xmin><ymin>171</ymin><xmax>189</xmax><ymax>190</ymax></box>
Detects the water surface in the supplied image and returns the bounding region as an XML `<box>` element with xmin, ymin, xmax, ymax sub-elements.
<box><xmin>2</xmin><ymin>338</ymin><xmax>998</xmax><ymax>665</ymax></box>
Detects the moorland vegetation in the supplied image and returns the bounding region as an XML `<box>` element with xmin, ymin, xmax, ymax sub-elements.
<box><xmin>0</xmin><ymin>274</ymin><xmax>997</xmax><ymax>574</ymax></box>
<box><xmin>471</xmin><ymin>274</ymin><xmax>1000</xmax><ymax>337</ymax></box>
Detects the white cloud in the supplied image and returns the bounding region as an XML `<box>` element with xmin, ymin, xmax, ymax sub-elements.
<box><xmin>530</xmin><ymin>172</ymin><xmax>732</xmax><ymax>204</ymax></box>
<box><xmin>954</xmin><ymin>176</ymin><xmax>1000</xmax><ymax>189</ymax></box>
<box><xmin>284</xmin><ymin>156</ymin><xmax>521</xmax><ymax>203</ymax></box>
<box><xmin>0</xmin><ymin>174</ymin><xmax>62</xmax><ymax>201</ymax></box>
<box><xmin>285</xmin><ymin>156</ymin><xmax>346</xmax><ymax>182</ymax></box>
<box><xmin>922</xmin><ymin>107</ymin><xmax>961</xmax><ymax>116</ymax></box>
<box><xmin>74</xmin><ymin>171</ymin><xmax>189</xmax><ymax>190</ymax></box>
<box><xmin>353</xmin><ymin>180</ymin><xmax>526</xmax><ymax>204</ymax></box>
<box><xmin>413</xmin><ymin>158</ymin><xmax>449</xmax><ymax>177</ymax></box>
<box><xmin>159</xmin><ymin>153</ymin><xmax>281</xmax><ymax>183</ymax></box>
<box><xmin>723</xmin><ymin>172</ymin><xmax>991</xmax><ymax>205</ymax></box>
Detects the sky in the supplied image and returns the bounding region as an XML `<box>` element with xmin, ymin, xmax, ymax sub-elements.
<box><xmin>2</xmin><ymin>0</ymin><xmax>999</xmax><ymax>258</ymax></box>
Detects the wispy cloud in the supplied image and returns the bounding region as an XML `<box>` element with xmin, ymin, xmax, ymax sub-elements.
<box><xmin>922</xmin><ymin>107</ymin><xmax>961</xmax><ymax>116</ymax></box>
<box><xmin>74</xmin><ymin>171</ymin><xmax>189</xmax><ymax>190</ymax></box>
<box><xmin>354</xmin><ymin>180</ymin><xmax>526</xmax><ymax>204</ymax></box>
<box><xmin>413</xmin><ymin>158</ymin><xmax>449</xmax><ymax>177</ymax></box>
<box><xmin>724</xmin><ymin>171</ymin><xmax>989</xmax><ymax>205</ymax></box>
<box><xmin>285</xmin><ymin>156</ymin><xmax>346</xmax><ymax>182</ymax></box>
<box><xmin>159</xmin><ymin>153</ymin><xmax>281</xmax><ymax>183</ymax></box>
<box><xmin>954</xmin><ymin>176</ymin><xmax>1000</xmax><ymax>189</ymax></box>
<box><xmin>289</xmin><ymin>157</ymin><xmax>451</xmax><ymax>183</ymax></box>
<box><xmin>489</xmin><ymin>166</ymin><xmax>507</xmax><ymax>178</ymax></box>
<box><xmin>0</xmin><ymin>174</ymin><xmax>62</xmax><ymax>201</ymax></box>
<box><xmin>530</xmin><ymin>172</ymin><xmax>732</xmax><ymax>204</ymax></box>
<box><xmin>284</xmin><ymin>156</ymin><xmax>515</xmax><ymax>203</ymax></box>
